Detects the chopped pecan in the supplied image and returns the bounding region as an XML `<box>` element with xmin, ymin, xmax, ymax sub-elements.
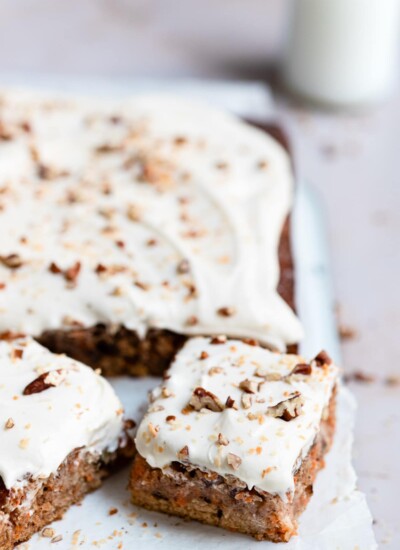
<box><xmin>37</xmin><ymin>164</ymin><xmax>66</xmax><ymax>181</ymax></box>
<box><xmin>189</xmin><ymin>387</ymin><xmax>224</xmax><ymax>412</ymax></box>
<box><xmin>174</xmin><ymin>136</ymin><xmax>187</xmax><ymax>146</ymax></box>
<box><xmin>241</xmin><ymin>393</ymin><xmax>253</xmax><ymax>409</ymax></box>
<box><xmin>208</xmin><ymin>366</ymin><xmax>223</xmax><ymax>376</ymax></box>
<box><xmin>199</xmin><ymin>351</ymin><xmax>209</xmax><ymax>360</ymax></box>
<box><xmin>134</xmin><ymin>280</ymin><xmax>150</xmax><ymax>291</ymax></box>
<box><xmin>0</xmin><ymin>122</ymin><xmax>13</xmax><ymax>141</ymax></box>
<box><xmin>289</xmin><ymin>363</ymin><xmax>312</xmax><ymax>376</ymax></box>
<box><xmin>126</xmin><ymin>204</ymin><xmax>141</xmax><ymax>222</ymax></box>
<box><xmin>242</xmin><ymin>338</ymin><xmax>259</xmax><ymax>347</ymax></box>
<box><xmin>217</xmin><ymin>306</ymin><xmax>236</xmax><ymax>317</ymax></box>
<box><xmin>177</xmin><ymin>445</ymin><xmax>189</xmax><ymax>461</ymax></box>
<box><xmin>239</xmin><ymin>379</ymin><xmax>258</xmax><ymax>394</ymax></box>
<box><xmin>148</xmin><ymin>422</ymin><xmax>159</xmax><ymax>438</ymax></box>
<box><xmin>95</xmin><ymin>143</ymin><xmax>124</xmax><ymax>154</ymax></box>
<box><xmin>11</xmin><ymin>348</ymin><xmax>23</xmax><ymax>360</ymax></box>
<box><xmin>64</xmin><ymin>261</ymin><xmax>81</xmax><ymax>283</ymax></box>
<box><xmin>313</xmin><ymin>350</ymin><xmax>332</xmax><ymax>367</ymax></box>
<box><xmin>267</xmin><ymin>392</ymin><xmax>304</xmax><ymax>421</ymax></box>
<box><xmin>254</xmin><ymin>369</ymin><xmax>282</xmax><ymax>381</ymax></box>
<box><xmin>217</xmin><ymin>433</ymin><xmax>229</xmax><ymax>446</ymax></box>
<box><xmin>49</xmin><ymin>262</ymin><xmax>62</xmax><ymax>274</ymax></box>
<box><xmin>166</xmin><ymin>415</ymin><xmax>176</xmax><ymax>423</ymax></box>
<box><xmin>95</xmin><ymin>263</ymin><xmax>107</xmax><ymax>274</ymax></box>
<box><xmin>225</xmin><ymin>395</ymin><xmax>238</xmax><ymax>409</ymax></box>
<box><xmin>227</xmin><ymin>453</ymin><xmax>242</xmax><ymax>470</ymax></box>
<box><xmin>0</xmin><ymin>254</ymin><xmax>23</xmax><ymax>269</ymax></box>
<box><xmin>176</xmin><ymin>259</ymin><xmax>190</xmax><ymax>274</ymax></box>
<box><xmin>23</xmin><ymin>369</ymin><xmax>65</xmax><ymax>396</ymax></box>
<box><xmin>185</xmin><ymin>315</ymin><xmax>198</xmax><ymax>327</ymax></box>
<box><xmin>210</xmin><ymin>335</ymin><xmax>227</xmax><ymax>345</ymax></box>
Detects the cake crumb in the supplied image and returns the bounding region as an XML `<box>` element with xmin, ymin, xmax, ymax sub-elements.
<box><xmin>41</xmin><ymin>528</ymin><xmax>55</xmax><ymax>538</ymax></box>
<box><xmin>344</xmin><ymin>371</ymin><xmax>375</xmax><ymax>384</ymax></box>
<box><xmin>338</xmin><ymin>324</ymin><xmax>357</xmax><ymax>341</ymax></box>
<box><xmin>384</xmin><ymin>375</ymin><xmax>400</xmax><ymax>387</ymax></box>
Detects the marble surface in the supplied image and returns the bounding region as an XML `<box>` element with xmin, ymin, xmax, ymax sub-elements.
<box><xmin>0</xmin><ymin>1</ymin><xmax>399</xmax><ymax>547</ymax></box>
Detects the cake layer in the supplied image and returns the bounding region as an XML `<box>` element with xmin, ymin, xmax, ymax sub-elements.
<box><xmin>0</xmin><ymin>445</ymin><xmax>134</xmax><ymax>550</ymax></box>
<box><xmin>0</xmin><ymin>90</ymin><xmax>302</xmax><ymax>351</ymax></box>
<box><xmin>135</xmin><ymin>337</ymin><xmax>338</xmax><ymax>498</ymax></box>
<box><xmin>0</xmin><ymin>335</ymin><xmax>132</xmax><ymax>490</ymax></box>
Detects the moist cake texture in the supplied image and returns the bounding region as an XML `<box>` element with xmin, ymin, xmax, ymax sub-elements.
<box><xmin>131</xmin><ymin>337</ymin><xmax>338</xmax><ymax>541</ymax></box>
<box><xmin>0</xmin><ymin>336</ymin><xmax>134</xmax><ymax>548</ymax></box>
<box><xmin>0</xmin><ymin>91</ymin><xmax>302</xmax><ymax>361</ymax></box>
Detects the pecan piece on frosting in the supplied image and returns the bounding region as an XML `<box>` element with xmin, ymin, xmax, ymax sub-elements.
<box><xmin>0</xmin><ymin>254</ymin><xmax>23</xmax><ymax>269</ymax></box>
<box><xmin>210</xmin><ymin>335</ymin><xmax>227</xmax><ymax>345</ymax></box>
<box><xmin>23</xmin><ymin>369</ymin><xmax>66</xmax><ymax>396</ymax></box>
<box><xmin>225</xmin><ymin>395</ymin><xmax>238</xmax><ymax>410</ymax></box>
<box><xmin>217</xmin><ymin>306</ymin><xmax>236</xmax><ymax>317</ymax></box>
<box><xmin>64</xmin><ymin>261</ymin><xmax>81</xmax><ymax>283</ymax></box>
<box><xmin>267</xmin><ymin>392</ymin><xmax>304</xmax><ymax>421</ymax></box>
<box><xmin>289</xmin><ymin>363</ymin><xmax>312</xmax><ymax>376</ymax></box>
<box><xmin>176</xmin><ymin>259</ymin><xmax>190</xmax><ymax>274</ymax></box>
<box><xmin>227</xmin><ymin>453</ymin><xmax>242</xmax><ymax>470</ymax></box>
<box><xmin>189</xmin><ymin>387</ymin><xmax>224</xmax><ymax>412</ymax></box>
<box><xmin>239</xmin><ymin>379</ymin><xmax>258</xmax><ymax>394</ymax></box>
<box><xmin>177</xmin><ymin>445</ymin><xmax>190</xmax><ymax>461</ymax></box>
<box><xmin>313</xmin><ymin>350</ymin><xmax>332</xmax><ymax>367</ymax></box>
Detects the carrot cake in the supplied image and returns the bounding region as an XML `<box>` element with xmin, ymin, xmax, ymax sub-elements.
<box><xmin>130</xmin><ymin>337</ymin><xmax>338</xmax><ymax>542</ymax></box>
<box><xmin>0</xmin><ymin>90</ymin><xmax>303</xmax><ymax>375</ymax></box>
<box><xmin>0</xmin><ymin>335</ymin><xmax>135</xmax><ymax>550</ymax></box>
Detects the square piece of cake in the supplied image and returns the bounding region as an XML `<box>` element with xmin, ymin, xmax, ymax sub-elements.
<box><xmin>130</xmin><ymin>337</ymin><xmax>338</xmax><ymax>542</ymax></box>
<box><xmin>0</xmin><ymin>335</ymin><xmax>134</xmax><ymax>550</ymax></box>
<box><xmin>0</xmin><ymin>91</ymin><xmax>303</xmax><ymax>375</ymax></box>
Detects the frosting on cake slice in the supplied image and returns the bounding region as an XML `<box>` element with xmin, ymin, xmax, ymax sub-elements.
<box><xmin>0</xmin><ymin>336</ymin><xmax>128</xmax><ymax>490</ymax></box>
<box><xmin>135</xmin><ymin>336</ymin><xmax>338</xmax><ymax>498</ymax></box>
<box><xmin>0</xmin><ymin>91</ymin><xmax>302</xmax><ymax>350</ymax></box>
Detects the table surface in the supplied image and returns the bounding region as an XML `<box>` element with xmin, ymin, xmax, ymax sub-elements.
<box><xmin>0</xmin><ymin>1</ymin><xmax>399</xmax><ymax>547</ymax></box>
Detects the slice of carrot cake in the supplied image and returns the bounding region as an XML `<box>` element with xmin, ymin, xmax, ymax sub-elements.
<box><xmin>0</xmin><ymin>90</ymin><xmax>303</xmax><ymax>375</ymax></box>
<box><xmin>0</xmin><ymin>335</ymin><xmax>134</xmax><ymax>550</ymax></box>
<box><xmin>130</xmin><ymin>337</ymin><xmax>338</xmax><ymax>542</ymax></box>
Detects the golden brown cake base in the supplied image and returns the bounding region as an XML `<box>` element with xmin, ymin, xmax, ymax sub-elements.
<box><xmin>0</xmin><ymin>443</ymin><xmax>134</xmax><ymax>550</ymax></box>
<box><xmin>129</xmin><ymin>391</ymin><xmax>336</xmax><ymax>543</ymax></box>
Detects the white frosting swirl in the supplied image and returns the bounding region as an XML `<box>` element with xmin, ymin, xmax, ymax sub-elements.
<box><xmin>0</xmin><ymin>90</ymin><xmax>303</xmax><ymax>349</ymax></box>
<box><xmin>136</xmin><ymin>337</ymin><xmax>338</xmax><ymax>497</ymax></box>
<box><xmin>0</xmin><ymin>337</ymin><xmax>126</xmax><ymax>489</ymax></box>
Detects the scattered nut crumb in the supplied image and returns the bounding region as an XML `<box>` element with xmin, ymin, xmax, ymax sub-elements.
<box><xmin>384</xmin><ymin>375</ymin><xmax>400</xmax><ymax>387</ymax></box>
<box><xmin>344</xmin><ymin>371</ymin><xmax>375</xmax><ymax>384</ymax></box>
<box><xmin>227</xmin><ymin>453</ymin><xmax>242</xmax><ymax>470</ymax></box>
<box><xmin>41</xmin><ymin>527</ymin><xmax>55</xmax><ymax>538</ymax></box>
<box><xmin>4</xmin><ymin>418</ymin><xmax>14</xmax><ymax>430</ymax></box>
<box><xmin>338</xmin><ymin>324</ymin><xmax>358</xmax><ymax>341</ymax></box>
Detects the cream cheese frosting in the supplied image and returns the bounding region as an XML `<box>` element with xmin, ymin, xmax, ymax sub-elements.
<box><xmin>135</xmin><ymin>337</ymin><xmax>338</xmax><ymax>498</ymax></box>
<box><xmin>0</xmin><ymin>336</ymin><xmax>126</xmax><ymax>489</ymax></box>
<box><xmin>0</xmin><ymin>90</ymin><xmax>303</xmax><ymax>350</ymax></box>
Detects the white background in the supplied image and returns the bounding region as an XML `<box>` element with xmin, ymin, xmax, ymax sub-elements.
<box><xmin>0</xmin><ymin>1</ymin><xmax>399</xmax><ymax>547</ymax></box>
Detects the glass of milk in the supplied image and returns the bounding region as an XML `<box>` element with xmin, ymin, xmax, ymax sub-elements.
<box><xmin>282</xmin><ymin>0</ymin><xmax>400</xmax><ymax>108</ymax></box>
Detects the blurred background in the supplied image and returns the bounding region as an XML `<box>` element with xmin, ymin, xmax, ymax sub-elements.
<box><xmin>0</xmin><ymin>0</ymin><xmax>399</xmax><ymax>546</ymax></box>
